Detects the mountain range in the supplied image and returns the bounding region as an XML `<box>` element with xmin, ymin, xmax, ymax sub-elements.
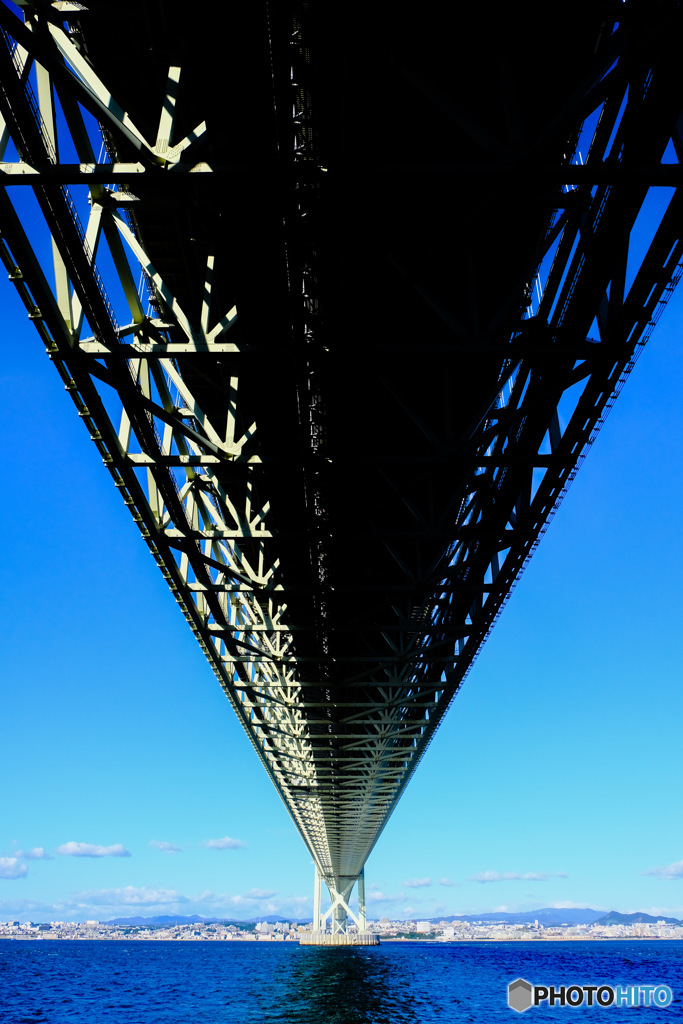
<box><xmin>105</xmin><ymin>908</ymin><xmax>683</xmax><ymax>928</ymax></box>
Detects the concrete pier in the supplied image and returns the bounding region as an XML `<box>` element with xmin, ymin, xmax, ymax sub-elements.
<box><xmin>298</xmin><ymin>931</ymin><xmax>380</xmax><ymax>946</ymax></box>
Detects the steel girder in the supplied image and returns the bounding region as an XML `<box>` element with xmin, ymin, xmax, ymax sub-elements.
<box><xmin>0</xmin><ymin>1</ymin><xmax>330</xmax><ymax>871</ymax></box>
<box><xmin>1</xmin><ymin>0</ymin><xmax>682</xmax><ymax>914</ymax></box>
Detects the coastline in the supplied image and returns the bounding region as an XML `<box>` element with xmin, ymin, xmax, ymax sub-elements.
<box><xmin>3</xmin><ymin>934</ymin><xmax>683</xmax><ymax>943</ymax></box>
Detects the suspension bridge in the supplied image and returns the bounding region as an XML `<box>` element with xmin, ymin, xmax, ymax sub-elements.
<box><xmin>1</xmin><ymin>0</ymin><xmax>681</xmax><ymax>942</ymax></box>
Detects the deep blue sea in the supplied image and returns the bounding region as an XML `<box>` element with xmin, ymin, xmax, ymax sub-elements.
<box><xmin>1</xmin><ymin>940</ymin><xmax>682</xmax><ymax>1023</ymax></box>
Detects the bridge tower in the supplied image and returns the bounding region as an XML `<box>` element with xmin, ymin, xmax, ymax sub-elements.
<box><xmin>300</xmin><ymin>865</ymin><xmax>373</xmax><ymax>944</ymax></box>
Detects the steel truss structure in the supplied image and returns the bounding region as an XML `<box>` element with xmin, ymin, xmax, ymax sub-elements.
<box><xmin>1</xmin><ymin>0</ymin><xmax>682</xmax><ymax>932</ymax></box>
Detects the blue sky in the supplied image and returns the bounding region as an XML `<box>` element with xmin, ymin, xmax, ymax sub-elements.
<box><xmin>2</xmin><ymin>209</ymin><xmax>683</xmax><ymax>924</ymax></box>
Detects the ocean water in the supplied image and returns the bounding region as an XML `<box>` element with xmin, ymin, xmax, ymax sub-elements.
<box><xmin>0</xmin><ymin>940</ymin><xmax>682</xmax><ymax>1022</ymax></box>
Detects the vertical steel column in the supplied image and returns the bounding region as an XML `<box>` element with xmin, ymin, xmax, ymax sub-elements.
<box><xmin>313</xmin><ymin>863</ymin><xmax>322</xmax><ymax>933</ymax></box>
<box><xmin>358</xmin><ymin>867</ymin><xmax>366</xmax><ymax>933</ymax></box>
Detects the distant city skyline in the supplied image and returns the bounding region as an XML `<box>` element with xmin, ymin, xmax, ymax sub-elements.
<box><xmin>5</xmin><ymin>908</ymin><xmax>683</xmax><ymax>941</ymax></box>
<box><xmin>3</xmin><ymin>216</ymin><xmax>683</xmax><ymax>924</ymax></box>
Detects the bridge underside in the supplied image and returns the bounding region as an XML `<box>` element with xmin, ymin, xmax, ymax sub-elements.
<box><xmin>0</xmin><ymin>1</ymin><xmax>682</xmax><ymax>909</ymax></box>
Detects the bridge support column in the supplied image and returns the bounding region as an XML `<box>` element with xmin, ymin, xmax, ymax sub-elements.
<box><xmin>313</xmin><ymin>863</ymin><xmax>322</xmax><ymax>933</ymax></box>
<box><xmin>301</xmin><ymin>867</ymin><xmax>378</xmax><ymax>944</ymax></box>
<box><xmin>358</xmin><ymin>866</ymin><xmax>366</xmax><ymax>933</ymax></box>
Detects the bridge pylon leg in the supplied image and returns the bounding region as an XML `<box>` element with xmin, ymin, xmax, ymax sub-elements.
<box><xmin>358</xmin><ymin>866</ymin><xmax>366</xmax><ymax>933</ymax></box>
<box><xmin>313</xmin><ymin>863</ymin><xmax>322</xmax><ymax>933</ymax></box>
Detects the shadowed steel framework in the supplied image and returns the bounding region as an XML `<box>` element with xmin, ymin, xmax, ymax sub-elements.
<box><xmin>0</xmin><ymin>1</ymin><xmax>681</xmax><ymax>935</ymax></box>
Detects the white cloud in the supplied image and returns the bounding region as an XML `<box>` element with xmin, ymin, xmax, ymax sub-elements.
<box><xmin>190</xmin><ymin>890</ymin><xmax>310</xmax><ymax>916</ymax></box>
<box><xmin>0</xmin><ymin>897</ymin><xmax>53</xmax><ymax>916</ymax></box>
<box><xmin>0</xmin><ymin>858</ymin><xmax>28</xmax><ymax>880</ymax></box>
<box><xmin>367</xmin><ymin>890</ymin><xmax>405</xmax><ymax>903</ymax></box>
<box><xmin>643</xmin><ymin>859</ymin><xmax>683</xmax><ymax>880</ymax></box>
<box><xmin>150</xmin><ymin>841</ymin><xmax>181</xmax><ymax>854</ymax></box>
<box><xmin>0</xmin><ymin>888</ymin><xmax>314</xmax><ymax>923</ymax></box>
<box><xmin>404</xmin><ymin>877</ymin><xmax>431</xmax><ymax>888</ymax></box>
<box><xmin>198</xmin><ymin>889</ymin><xmax>277</xmax><ymax>905</ymax></box>
<box><xmin>17</xmin><ymin>848</ymin><xmax>53</xmax><ymax>861</ymax></box>
<box><xmin>439</xmin><ymin>877</ymin><xmax>455</xmax><ymax>887</ymax></box>
<box><xmin>471</xmin><ymin>870</ymin><xmax>568</xmax><ymax>883</ymax></box>
<box><xmin>635</xmin><ymin>905</ymin><xmax>683</xmax><ymax>918</ymax></box>
<box><xmin>70</xmin><ymin>886</ymin><xmax>186</xmax><ymax>908</ymax></box>
<box><xmin>551</xmin><ymin>901</ymin><xmax>601</xmax><ymax>910</ymax></box>
<box><xmin>207</xmin><ymin>893</ymin><xmax>256</xmax><ymax>909</ymax></box>
<box><xmin>203</xmin><ymin>836</ymin><xmax>246</xmax><ymax>850</ymax></box>
<box><xmin>58</xmin><ymin>842</ymin><xmax>131</xmax><ymax>858</ymax></box>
